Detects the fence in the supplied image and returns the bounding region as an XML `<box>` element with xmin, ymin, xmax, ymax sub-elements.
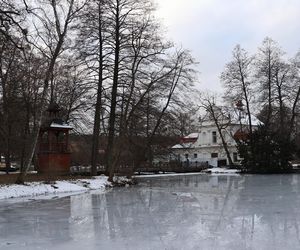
<box><xmin>70</xmin><ymin>161</ymin><xmax>209</xmax><ymax>175</ymax></box>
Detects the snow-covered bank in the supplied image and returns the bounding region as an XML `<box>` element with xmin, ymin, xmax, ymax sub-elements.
<box><xmin>134</xmin><ymin>169</ymin><xmax>241</xmax><ymax>178</ymax></box>
<box><xmin>203</xmin><ymin>167</ymin><xmax>240</xmax><ymax>175</ymax></box>
<box><xmin>0</xmin><ymin>176</ymin><xmax>110</xmax><ymax>200</ymax></box>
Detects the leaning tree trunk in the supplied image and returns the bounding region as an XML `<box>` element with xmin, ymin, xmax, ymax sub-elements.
<box><xmin>217</xmin><ymin>125</ymin><xmax>234</xmax><ymax>166</ymax></box>
<box><xmin>210</xmin><ymin>107</ymin><xmax>234</xmax><ymax>166</ymax></box>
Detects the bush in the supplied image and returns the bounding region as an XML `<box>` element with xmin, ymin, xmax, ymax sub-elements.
<box><xmin>237</xmin><ymin>125</ymin><xmax>294</xmax><ymax>173</ymax></box>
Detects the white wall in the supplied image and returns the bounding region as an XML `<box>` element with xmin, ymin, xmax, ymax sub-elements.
<box><xmin>171</xmin><ymin>123</ymin><xmax>242</xmax><ymax>166</ymax></box>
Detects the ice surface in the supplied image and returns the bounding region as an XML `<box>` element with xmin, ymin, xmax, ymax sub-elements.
<box><xmin>1</xmin><ymin>174</ymin><xmax>300</xmax><ymax>249</ymax></box>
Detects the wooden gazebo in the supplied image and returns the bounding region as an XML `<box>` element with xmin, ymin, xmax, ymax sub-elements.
<box><xmin>37</xmin><ymin>103</ymin><xmax>73</xmax><ymax>175</ymax></box>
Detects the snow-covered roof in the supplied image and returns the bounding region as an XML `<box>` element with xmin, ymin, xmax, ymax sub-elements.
<box><xmin>249</xmin><ymin>114</ymin><xmax>262</xmax><ymax>126</ymax></box>
<box><xmin>171</xmin><ymin>143</ymin><xmax>194</xmax><ymax>149</ymax></box>
<box><xmin>183</xmin><ymin>133</ymin><xmax>199</xmax><ymax>139</ymax></box>
<box><xmin>50</xmin><ymin>122</ymin><xmax>73</xmax><ymax>129</ymax></box>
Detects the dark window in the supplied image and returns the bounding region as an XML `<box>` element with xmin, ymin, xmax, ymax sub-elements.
<box><xmin>233</xmin><ymin>152</ymin><xmax>238</xmax><ymax>162</ymax></box>
<box><xmin>185</xmin><ymin>153</ymin><xmax>189</xmax><ymax>159</ymax></box>
<box><xmin>194</xmin><ymin>153</ymin><xmax>197</xmax><ymax>158</ymax></box>
<box><xmin>212</xmin><ymin>131</ymin><xmax>217</xmax><ymax>143</ymax></box>
<box><xmin>211</xmin><ymin>153</ymin><xmax>218</xmax><ymax>158</ymax></box>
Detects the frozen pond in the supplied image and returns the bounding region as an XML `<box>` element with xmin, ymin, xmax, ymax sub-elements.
<box><xmin>1</xmin><ymin>174</ymin><xmax>300</xmax><ymax>250</ymax></box>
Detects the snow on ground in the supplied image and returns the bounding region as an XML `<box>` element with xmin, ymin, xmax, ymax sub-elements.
<box><xmin>134</xmin><ymin>169</ymin><xmax>241</xmax><ymax>178</ymax></box>
<box><xmin>203</xmin><ymin>167</ymin><xmax>240</xmax><ymax>175</ymax></box>
<box><xmin>77</xmin><ymin>176</ymin><xmax>111</xmax><ymax>190</ymax></box>
<box><xmin>0</xmin><ymin>176</ymin><xmax>110</xmax><ymax>200</ymax></box>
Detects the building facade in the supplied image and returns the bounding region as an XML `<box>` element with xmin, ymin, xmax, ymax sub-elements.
<box><xmin>171</xmin><ymin>108</ymin><xmax>260</xmax><ymax>167</ymax></box>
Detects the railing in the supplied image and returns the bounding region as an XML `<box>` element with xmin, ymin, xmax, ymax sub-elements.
<box><xmin>70</xmin><ymin>165</ymin><xmax>105</xmax><ymax>174</ymax></box>
<box><xmin>135</xmin><ymin>161</ymin><xmax>209</xmax><ymax>174</ymax></box>
<box><xmin>70</xmin><ymin>161</ymin><xmax>209</xmax><ymax>175</ymax></box>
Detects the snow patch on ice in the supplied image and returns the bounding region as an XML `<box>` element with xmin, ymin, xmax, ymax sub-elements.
<box><xmin>79</xmin><ymin>176</ymin><xmax>112</xmax><ymax>190</ymax></box>
<box><xmin>134</xmin><ymin>172</ymin><xmax>205</xmax><ymax>178</ymax></box>
<box><xmin>113</xmin><ymin>176</ymin><xmax>135</xmax><ymax>186</ymax></box>
<box><xmin>172</xmin><ymin>192</ymin><xmax>197</xmax><ymax>202</ymax></box>
<box><xmin>0</xmin><ymin>176</ymin><xmax>110</xmax><ymax>200</ymax></box>
<box><xmin>176</xmin><ymin>192</ymin><xmax>193</xmax><ymax>198</ymax></box>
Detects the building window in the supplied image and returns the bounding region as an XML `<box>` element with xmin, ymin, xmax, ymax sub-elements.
<box><xmin>212</xmin><ymin>131</ymin><xmax>217</xmax><ymax>143</ymax></box>
<box><xmin>211</xmin><ymin>153</ymin><xmax>218</xmax><ymax>158</ymax></box>
<box><xmin>185</xmin><ymin>153</ymin><xmax>189</xmax><ymax>159</ymax></box>
<box><xmin>194</xmin><ymin>153</ymin><xmax>197</xmax><ymax>158</ymax></box>
<box><xmin>233</xmin><ymin>152</ymin><xmax>238</xmax><ymax>162</ymax></box>
<box><xmin>202</xmin><ymin>132</ymin><xmax>206</xmax><ymax>144</ymax></box>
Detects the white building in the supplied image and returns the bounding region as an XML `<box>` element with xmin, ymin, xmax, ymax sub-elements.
<box><xmin>171</xmin><ymin>107</ymin><xmax>260</xmax><ymax>167</ymax></box>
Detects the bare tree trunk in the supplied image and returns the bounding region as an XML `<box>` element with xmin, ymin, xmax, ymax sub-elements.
<box><xmin>145</xmin><ymin>59</ymin><xmax>183</xmax><ymax>163</ymax></box>
<box><xmin>202</xmin><ymin>96</ymin><xmax>234</xmax><ymax>166</ymax></box>
<box><xmin>4</xmin><ymin>124</ymin><xmax>12</xmax><ymax>174</ymax></box>
<box><xmin>107</xmin><ymin>0</ymin><xmax>120</xmax><ymax>181</ymax></box>
<box><xmin>91</xmin><ymin>2</ymin><xmax>104</xmax><ymax>176</ymax></box>
<box><xmin>91</xmin><ymin>72</ymin><xmax>103</xmax><ymax>176</ymax></box>
<box><xmin>289</xmin><ymin>86</ymin><xmax>300</xmax><ymax>140</ymax></box>
<box><xmin>211</xmin><ymin>108</ymin><xmax>234</xmax><ymax>166</ymax></box>
<box><xmin>266</xmin><ymin>49</ymin><xmax>272</xmax><ymax>130</ymax></box>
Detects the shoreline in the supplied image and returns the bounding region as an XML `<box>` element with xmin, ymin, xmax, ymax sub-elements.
<box><xmin>0</xmin><ymin>176</ymin><xmax>110</xmax><ymax>200</ymax></box>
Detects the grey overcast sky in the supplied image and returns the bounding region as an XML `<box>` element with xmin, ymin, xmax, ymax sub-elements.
<box><xmin>154</xmin><ymin>0</ymin><xmax>300</xmax><ymax>93</ymax></box>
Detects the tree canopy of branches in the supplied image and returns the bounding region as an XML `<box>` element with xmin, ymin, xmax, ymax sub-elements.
<box><xmin>0</xmin><ymin>0</ymin><xmax>198</xmax><ymax>182</ymax></box>
<box><xmin>221</xmin><ymin>37</ymin><xmax>300</xmax><ymax>172</ymax></box>
<box><xmin>75</xmin><ymin>0</ymin><xmax>197</xmax><ymax>180</ymax></box>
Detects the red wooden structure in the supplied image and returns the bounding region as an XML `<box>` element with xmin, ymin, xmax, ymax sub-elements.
<box><xmin>37</xmin><ymin>103</ymin><xmax>72</xmax><ymax>175</ymax></box>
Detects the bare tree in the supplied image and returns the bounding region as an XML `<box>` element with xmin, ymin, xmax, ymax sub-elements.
<box><xmin>273</xmin><ymin>59</ymin><xmax>291</xmax><ymax>136</ymax></box>
<box><xmin>145</xmin><ymin>50</ymin><xmax>196</xmax><ymax>157</ymax></box>
<box><xmin>200</xmin><ymin>94</ymin><xmax>234</xmax><ymax>166</ymax></box>
<box><xmin>16</xmin><ymin>0</ymin><xmax>85</xmax><ymax>183</ymax></box>
<box><xmin>0</xmin><ymin>35</ymin><xmax>23</xmax><ymax>173</ymax></box>
<box><xmin>222</xmin><ymin>38</ymin><xmax>300</xmax><ymax>170</ymax></box>
<box><xmin>76</xmin><ymin>0</ymin><xmax>112</xmax><ymax>175</ymax></box>
<box><xmin>221</xmin><ymin>45</ymin><xmax>254</xmax><ymax>138</ymax></box>
<box><xmin>105</xmin><ymin>0</ymin><xmax>155</xmax><ymax>180</ymax></box>
<box><xmin>170</xmin><ymin>106</ymin><xmax>200</xmax><ymax>137</ymax></box>
<box><xmin>287</xmin><ymin>52</ymin><xmax>300</xmax><ymax>140</ymax></box>
<box><xmin>255</xmin><ymin>37</ymin><xmax>283</xmax><ymax>129</ymax></box>
<box><xmin>48</xmin><ymin>57</ymin><xmax>92</xmax><ymax>125</ymax></box>
<box><xmin>0</xmin><ymin>0</ymin><xmax>27</xmax><ymax>48</ymax></box>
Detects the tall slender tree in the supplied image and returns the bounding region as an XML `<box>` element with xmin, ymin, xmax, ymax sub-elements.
<box><xmin>255</xmin><ymin>38</ymin><xmax>283</xmax><ymax>129</ymax></box>
<box><xmin>221</xmin><ymin>45</ymin><xmax>254</xmax><ymax>138</ymax></box>
<box><xmin>76</xmin><ymin>0</ymin><xmax>111</xmax><ymax>175</ymax></box>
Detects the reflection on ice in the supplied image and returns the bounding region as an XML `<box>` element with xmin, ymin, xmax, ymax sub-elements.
<box><xmin>1</xmin><ymin>174</ymin><xmax>300</xmax><ymax>249</ymax></box>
